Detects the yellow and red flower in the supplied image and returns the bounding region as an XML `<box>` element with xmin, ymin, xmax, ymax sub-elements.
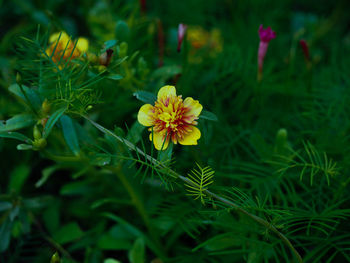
<box><xmin>137</xmin><ymin>85</ymin><xmax>202</xmax><ymax>150</ymax></box>
<box><xmin>45</xmin><ymin>32</ymin><xmax>88</xmax><ymax>67</ymax></box>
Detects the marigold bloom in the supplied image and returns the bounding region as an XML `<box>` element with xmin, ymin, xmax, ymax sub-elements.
<box><xmin>137</xmin><ymin>85</ymin><xmax>202</xmax><ymax>150</ymax></box>
<box><xmin>257</xmin><ymin>25</ymin><xmax>276</xmax><ymax>81</ymax></box>
<box><xmin>45</xmin><ymin>32</ymin><xmax>89</xmax><ymax>66</ymax></box>
<box><xmin>187</xmin><ymin>26</ymin><xmax>208</xmax><ymax>49</ymax></box>
<box><xmin>186</xmin><ymin>26</ymin><xmax>223</xmax><ymax>63</ymax></box>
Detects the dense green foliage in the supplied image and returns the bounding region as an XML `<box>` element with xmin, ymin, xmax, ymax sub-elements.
<box><xmin>1</xmin><ymin>0</ymin><xmax>350</xmax><ymax>262</ymax></box>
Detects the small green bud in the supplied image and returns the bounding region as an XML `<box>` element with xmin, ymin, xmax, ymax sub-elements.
<box><xmin>50</xmin><ymin>252</ymin><xmax>60</xmax><ymax>263</ymax></box>
<box><xmin>42</xmin><ymin>99</ymin><xmax>51</xmax><ymax>114</ymax></box>
<box><xmin>274</xmin><ymin>128</ymin><xmax>289</xmax><ymax>154</ymax></box>
<box><xmin>118</xmin><ymin>42</ymin><xmax>128</xmax><ymax>58</ymax></box>
<box><xmin>33</xmin><ymin>125</ymin><xmax>42</xmax><ymax>140</ymax></box>
<box><xmin>16</xmin><ymin>72</ymin><xmax>22</xmax><ymax>84</ymax></box>
<box><xmin>33</xmin><ymin>138</ymin><xmax>47</xmax><ymax>150</ymax></box>
<box><xmin>86</xmin><ymin>105</ymin><xmax>93</xmax><ymax>111</ymax></box>
<box><xmin>276</xmin><ymin>128</ymin><xmax>287</xmax><ymax>142</ymax></box>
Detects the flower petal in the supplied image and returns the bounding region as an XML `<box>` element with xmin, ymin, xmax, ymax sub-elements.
<box><xmin>77</xmin><ymin>37</ymin><xmax>89</xmax><ymax>53</ymax></box>
<box><xmin>137</xmin><ymin>104</ymin><xmax>154</xmax><ymax>126</ymax></box>
<box><xmin>149</xmin><ymin>131</ymin><xmax>169</xmax><ymax>150</ymax></box>
<box><xmin>183</xmin><ymin>97</ymin><xmax>203</xmax><ymax>118</ymax></box>
<box><xmin>179</xmin><ymin>126</ymin><xmax>201</xmax><ymax>145</ymax></box>
<box><xmin>49</xmin><ymin>32</ymin><xmax>70</xmax><ymax>46</ymax></box>
<box><xmin>157</xmin><ymin>85</ymin><xmax>176</xmax><ymax>100</ymax></box>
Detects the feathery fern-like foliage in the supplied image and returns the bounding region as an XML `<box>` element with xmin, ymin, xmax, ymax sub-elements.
<box><xmin>185</xmin><ymin>163</ymin><xmax>215</xmax><ymax>204</ymax></box>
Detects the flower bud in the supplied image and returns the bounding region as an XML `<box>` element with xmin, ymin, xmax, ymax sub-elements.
<box><xmin>16</xmin><ymin>72</ymin><xmax>22</xmax><ymax>84</ymax></box>
<box><xmin>50</xmin><ymin>252</ymin><xmax>60</xmax><ymax>263</ymax></box>
<box><xmin>257</xmin><ymin>25</ymin><xmax>276</xmax><ymax>82</ymax></box>
<box><xmin>177</xmin><ymin>23</ymin><xmax>187</xmax><ymax>52</ymax></box>
<box><xmin>274</xmin><ymin>128</ymin><xmax>289</xmax><ymax>154</ymax></box>
<box><xmin>33</xmin><ymin>138</ymin><xmax>47</xmax><ymax>150</ymax></box>
<box><xmin>33</xmin><ymin>125</ymin><xmax>41</xmax><ymax>140</ymax></box>
<box><xmin>42</xmin><ymin>99</ymin><xmax>51</xmax><ymax>115</ymax></box>
<box><xmin>99</xmin><ymin>49</ymin><xmax>114</xmax><ymax>66</ymax></box>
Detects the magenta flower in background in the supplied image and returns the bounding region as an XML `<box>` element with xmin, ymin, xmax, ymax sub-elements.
<box><xmin>257</xmin><ymin>24</ymin><xmax>276</xmax><ymax>81</ymax></box>
<box><xmin>177</xmin><ymin>23</ymin><xmax>187</xmax><ymax>52</ymax></box>
<box><xmin>299</xmin><ymin>39</ymin><xmax>310</xmax><ymax>61</ymax></box>
<box><xmin>299</xmin><ymin>39</ymin><xmax>312</xmax><ymax>70</ymax></box>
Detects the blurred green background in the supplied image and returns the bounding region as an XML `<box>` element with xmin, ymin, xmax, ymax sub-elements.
<box><xmin>1</xmin><ymin>0</ymin><xmax>350</xmax><ymax>262</ymax></box>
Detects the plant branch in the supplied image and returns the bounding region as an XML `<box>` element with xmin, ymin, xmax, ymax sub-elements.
<box><xmin>84</xmin><ymin>116</ymin><xmax>303</xmax><ymax>263</ymax></box>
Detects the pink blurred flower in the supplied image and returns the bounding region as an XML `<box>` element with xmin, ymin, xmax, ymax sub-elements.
<box><xmin>257</xmin><ymin>25</ymin><xmax>276</xmax><ymax>81</ymax></box>
<box><xmin>177</xmin><ymin>23</ymin><xmax>187</xmax><ymax>52</ymax></box>
<box><xmin>258</xmin><ymin>25</ymin><xmax>276</xmax><ymax>43</ymax></box>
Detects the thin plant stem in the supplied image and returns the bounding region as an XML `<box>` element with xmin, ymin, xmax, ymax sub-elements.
<box><xmin>84</xmin><ymin>116</ymin><xmax>303</xmax><ymax>263</ymax></box>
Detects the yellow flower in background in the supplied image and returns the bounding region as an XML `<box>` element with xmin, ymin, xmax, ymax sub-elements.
<box><xmin>186</xmin><ymin>26</ymin><xmax>223</xmax><ymax>63</ymax></box>
<box><xmin>45</xmin><ymin>32</ymin><xmax>89</xmax><ymax>66</ymax></box>
<box><xmin>138</xmin><ymin>85</ymin><xmax>202</xmax><ymax>150</ymax></box>
<box><xmin>187</xmin><ymin>26</ymin><xmax>208</xmax><ymax>49</ymax></box>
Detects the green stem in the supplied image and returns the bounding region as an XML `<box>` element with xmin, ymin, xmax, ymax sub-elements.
<box><xmin>84</xmin><ymin>116</ymin><xmax>303</xmax><ymax>263</ymax></box>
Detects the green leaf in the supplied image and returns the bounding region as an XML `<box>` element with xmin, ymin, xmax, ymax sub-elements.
<box><xmin>91</xmin><ymin>198</ymin><xmax>132</xmax><ymax>209</ymax></box>
<box><xmin>115</xmin><ymin>21</ymin><xmax>130</xmax><ymax>41</ymax></box>
<box><xmin>102</xmin><ymin>213</ymin><xmax>165</xmax><ymax>259</ymax></box>
<box><xmin>97</xmin><ymin>234</ymin><xmax>132</xmax><ymax>250</ymax></box>
<box><xmin>60</xmin><ymin>181</ymin><xmax>92</xmax><ymax>196</ymax></box>
<box><xmin>60</xmin><ymin>115</ymin><xmax>80</xmax><ymax>156</ymax></box>
<box><xmin>23</xmin><ymin>197</ymin><xmax>50</xmax><ymax>209</ymax></box>
<box><xmin>104</xmin><ymin>259</ymin><xmax>122</xmax><ymax>263</ymax></box>
<box><xmin>151</xmin><ymin>65</ymin><xmax>182</xmax><ymax>80</ymax></box>
<box><xmin>43</xmin><ymin>204</ymin><xmax>60</xmax><ymax>235</ymax></box>
<box><xmin>90</xmin><ymin>153</ymin><xmax>111</xmax><ymax>166</ymax></box>
<box><xmin>52</xmin><ymin>222</ymin><xmax>83</xmax><ymax>245</ymax></box>
<box><xmin>126</xmin><ymin>122</ymin><xmax>145</xmax><ymax>144</ymax></box>
<box><xmin>43</xmin><ymin>107</ymin><xmax>66</xmax><ymax>138</ymax></box>
<box><xmin>0</xmin><ymin>218</ymin><xmax>12</xmax><ymax>252</ymax></box>
<box><xmin>8</xmin><ymin>165</ymin><xmax>31</xmax><ymax>193</ymax></box>
<box><xmin>35</xmin><ymin>165</ymin><xmax>60</xmax><ymax>188</ymax></box>
<box><xmin>0</xmin><ymin>131</ymin><xmax>32</xmax><ymax>143</ymax></box>
<box><xmin>107</xmin><ymin>74</ymin><xmax>123</xmax><ymax>80</ymax></box>
<box><xmin>133</xmin><ymin>91</ymin><xmax>156</xmax><ymax>104</ymax></box>
<box><xmin>102</xmin><ymin>40</ymin><xmax>117</xmax><ymax>53</ymax></box>
<box><xmin>17</xmin><ymin>144</ymin><xmax>33</xmax><ymax>150</ymax></box>
<box><xmin>128</xmin><ymin>237</ymin><xmax>145</xmax><ymax>263</ymax></box>
<box><xmin>199</xmin><ymin>110</ymin><xmax>218</xmax><ymax>121</ymax></box>
<box><xmin>192</xmin><ymin>233</ymin><xmax>242</xmax><ymax>252</ymax></box>
<box><xmin>8</xmin><ymin>84</ymin><xmax>41</xmax><ymax>109</ymax></box>
<box><xmin>0</xmin><ymin>114</ymin><xmax>35</xmax><ymax>132</ymax></box>
<box><xmin>158</xmin><ymin>142</ymin><xmax>173</xmax><ymax>162</ymax></box>
<box><xmin>0</xmin><ymin>202</ymin><xmax>12</xmax><ymax>212</ymax></box>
